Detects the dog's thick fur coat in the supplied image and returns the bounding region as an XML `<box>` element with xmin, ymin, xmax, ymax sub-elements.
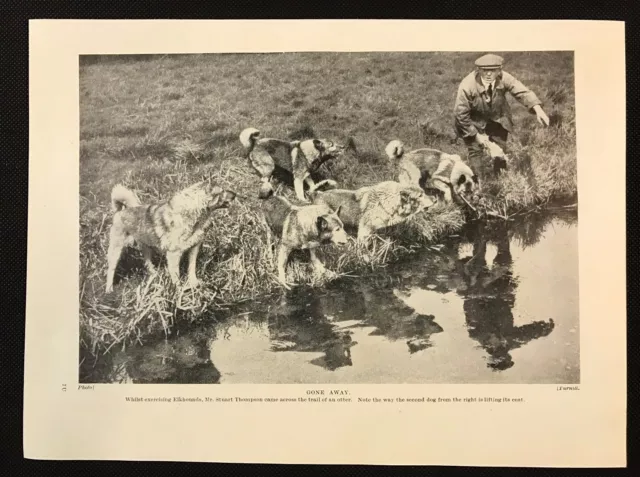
<box><xmin>260</xmin><ymin>181</ymin><xmax>348</xmax><ymax>287</ymax></box>
<box><xmin>105</xmin><ymin>181</ymin><xmax>236</xmax><ymax>293</ymax></box>
<box><xmin>385</xmin><ymin>140</ymin><xmax>480</xmax><ymax>203</ymax></box>
<box><xmin>240</xmin><ymin>127</ymin><xmax>346</xmax><ymax>202</ymax></box>
<box><xmin>310</xmin><ymin>180</ymin><xmax>435</xmax><ymax>241</ymax></box>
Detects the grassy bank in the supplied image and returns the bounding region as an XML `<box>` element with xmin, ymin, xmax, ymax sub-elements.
<box><xmin>79</xmin><ymin>52</ymin><xmax>576</xmax><ymax>358</ymax></box>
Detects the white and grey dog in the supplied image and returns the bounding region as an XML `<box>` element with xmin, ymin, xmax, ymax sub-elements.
<box><xmin>240</xmin><ymin>127</ymin><xmax>346</xmax><ymax>202</ymax></box>
<box><xmin>385</xmin><ymin>140</ymin><xmax>480</xmax><ymax>204</ymax></box>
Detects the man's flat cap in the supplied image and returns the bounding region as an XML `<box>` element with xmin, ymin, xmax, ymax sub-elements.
<box><xmin>474</xmin><ymin>54</ymin><xmax>504</xmax><ymax>68</ymax></box>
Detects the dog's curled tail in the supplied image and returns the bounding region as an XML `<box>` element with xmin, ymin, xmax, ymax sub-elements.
<box><xmin>307</xmin><ymin>179</ymin><xmax>339</xmax><ymax>200</ymax></box>
<box><xmin>239</xmin><ymin>127</ymin><xmax>260</xmax><ymax>151</ymax></box>
<box><xmin>385</xmin><ymin>140</ymin><xmax>405</xmax><ymax>160</ymax></box>
<box><xmin>111</xmin><ymin>184</ymin><xmax>141</xmax><ymax>212</ymax></box>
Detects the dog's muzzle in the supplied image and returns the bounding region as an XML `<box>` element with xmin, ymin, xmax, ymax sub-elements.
<box><xmin>333</xmin><ymin>228</ymin><xmax>349</xmax><ymax>245</ymax></box>
<box><xmin>421</xmin><ymin>195</ymin><xmax>436</xmax><ymax>209</ymax></box>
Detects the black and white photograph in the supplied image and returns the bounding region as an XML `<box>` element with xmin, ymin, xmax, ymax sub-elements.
<box><xmin>78</xmin><ymin>50</ymin><xmax>579</xmax><ymax>385</ymax></box>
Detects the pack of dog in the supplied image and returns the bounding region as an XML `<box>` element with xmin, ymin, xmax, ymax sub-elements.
<box><xmin>104</xmin><ymin>126</ymin><xmax>495</xmax><ymax>292</ymax></box>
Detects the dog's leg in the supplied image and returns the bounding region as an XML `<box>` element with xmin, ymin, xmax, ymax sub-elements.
<box><xmin>309</xmin><ymin>249</ymin><xmax>327</xmax><ymax>275</ymax></box>
<box><xmin>291</xmin><ymin>148</ymin><xmax>310</xmax><ymax>202</ymax></box>
<box><xmin>432</xmin><ymin>179</ymin><xmax>452</xmax><ymax>203</ymax></box>
<box><xmin>166</xmin><ymin>250</ymin><xmax>183</xmax><ymax>285</ymax></box>
<box><xmin>304</xmin><ymin>176</ymin><xmax>316</xmax><ymax>190</ymax></box>
<box><xmin>105</xmin><ymin>227</ymin><xmax>125</xmax><ymax>293</ymax></box>
<box><xmin>276</xmin><ymin>244</ymin><xmax>292</xmax><ymax>288</ymax></box>
<box><xmin>186</xmin><ymin>243</ymin><xmax>202</xmax><ymax>288</ymax></box>
<box><xmin>255</xmin><ymin>154</ymin><xmax>277</xmax><ymax>199</ymax></box>
<box><xmin>293</xmin><ymin>176</ymin><xmax>307</xmax><ymax>202</ymax></box>
<box><xmin>141</xmin><ymin>245</ymin><xmax>157</xmax><ymax>275</ymax></box>
<box><xmin>357</xmin><ymin>224</ymin><xmax>373</xmax><ymax>244</ymax></box>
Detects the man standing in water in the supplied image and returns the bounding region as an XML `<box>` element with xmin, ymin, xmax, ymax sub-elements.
<box><xmin>454</xmin><ymin>53</ymin><xmax>550</xmax><ymax>173</ymax></box>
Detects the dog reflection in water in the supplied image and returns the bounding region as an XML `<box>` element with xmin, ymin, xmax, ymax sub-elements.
<box><xmin>457</xmin><ymin>221</ymin><xmax>555</xmax><ymax>371</ymax></box>
<box><xmin>312</xmin><ymin>331</ymin><xmax>357</xmax><ymax>370</ymax></box>
<box><xmin>268</xmin><ymin>292</ymin><xmax>358</xmax><ymax>371</ymax></box>
<box><xmin>270</xmin><ymin>328</ymin><xmax>357</xmax><ymax>371</ymax></box>
<box><xmin>120</xmin><ymin>334</ymin><xmax>221</xmax><ymax>384</ymax></box>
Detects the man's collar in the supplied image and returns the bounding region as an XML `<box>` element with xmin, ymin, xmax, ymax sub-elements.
<box><xmin>481</xmin><ymin>78</ymin><xmax>495</xmax><ymax>88</ymax></box>
<box><xmin>474</xmin><ymin>71</ymin><xmax>504</xmax><ymax>91</ymax></box>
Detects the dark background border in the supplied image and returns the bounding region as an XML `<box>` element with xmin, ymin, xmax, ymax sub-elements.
<box><xmin>1</xmin><ymin>1</ymin><xmax>633</xmax><ymax>474</ymax></box>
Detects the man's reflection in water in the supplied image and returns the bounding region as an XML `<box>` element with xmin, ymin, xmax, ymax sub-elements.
<box><xmin>123</xmin><ymin>332</ymin><xmax>221</xmax><ymax>383</ymax></box>
<box><xmin>457</xmin><ymin>220</ymin><xmax>555</xmax><ymax>371</ymax></box>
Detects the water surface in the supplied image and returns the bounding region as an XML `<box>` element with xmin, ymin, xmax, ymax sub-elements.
<box><xmin>88</xmin><ymin>210</ymin><xmax>579</xmax><ymax>384</ymax></box>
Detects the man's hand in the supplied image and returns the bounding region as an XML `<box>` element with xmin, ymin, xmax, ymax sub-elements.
<box><xmin>475</xmin><ymin>133</ymin><xmax>491</xmax><ymax>147</ymax></box>
<box><xmin>533</xmin><ymin>104</ymin><xmax>550</xmax><ymax>127</ymax></box>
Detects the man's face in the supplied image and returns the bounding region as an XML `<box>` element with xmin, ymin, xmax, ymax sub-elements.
<box><xmin>478</xmin><ymin>67</ymin><xmax>501</xmax><ymax>83</ymax></box>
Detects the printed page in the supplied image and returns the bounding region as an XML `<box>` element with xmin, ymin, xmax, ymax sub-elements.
<box><xmin>24</xmin><ymin>20</ymin><xmax>626</xmax><ymax>466</ymax></box>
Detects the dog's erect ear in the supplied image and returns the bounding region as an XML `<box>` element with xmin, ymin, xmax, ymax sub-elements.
<box><xmin>317</xmin><ymin>215</ymin><xmax>329</xmax><ymax>232</ymax></box>
<box><xmin>313</xmin><ymin>139</ymin><xmax>324</xmax><ymax>151</ymax></box>
<box><xmin>457</xmin><ymin>174</ymin><xmax>467</xmax><ymax>186</ymax></box>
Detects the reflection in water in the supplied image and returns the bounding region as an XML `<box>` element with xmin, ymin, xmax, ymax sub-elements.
<box><xmin>265</xmin><ymin>281</ymin><xmax>445</xmax><ymax>371</ymax></box>
<box><xmin>456</xmin><ymin>220</ymin><xmax>555</xmax><ymax>371</ymax></box>
<box><xmin>89</xmin><ymin>328</ymin><xmax>222</xmax><ymax>384</ymax></box>
<box><xmin>124</xmin><ymin>332</ymin><xmax>222</xmax><ymax>384</ymax></box>
<box><xmin>83</xmin><ymin>210</ymin><xmax>579</xmax><ymax>384</ymax></box>
<box><xmin>267</xmin><ymin>292</ymin><xmax>359</xmax><ymax>371</ymax></box>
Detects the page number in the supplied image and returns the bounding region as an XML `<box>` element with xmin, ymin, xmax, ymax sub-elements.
<box><xmin>62</xmin><ymin>384</ymin><xmax>67</xmax><ymax>392</ymax></box>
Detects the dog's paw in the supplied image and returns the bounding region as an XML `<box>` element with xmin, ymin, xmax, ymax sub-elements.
<box><xmin>183</xmin><ymin>278</ymin><xmax>202</xmax><ymax>291</ymax></box>
<box><xmin>323</xmin><ymin>269</ymin><xmax>338</xmax><ymax>280</ymax></box>
<box><xmin>278</xmin><ymin>277</ymin><xmax>292</xmax><ymax>290</ymax></box>
<box><xmin>312</xmin><ymin>264</ymin><xmax>328</xmax><ymax>276</ymax></box>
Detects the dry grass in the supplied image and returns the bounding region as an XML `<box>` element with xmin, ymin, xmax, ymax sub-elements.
<box><xmin>79</xmin><ymin>51</ymin><xmax>576</xmax><ymax>358</ymax></box>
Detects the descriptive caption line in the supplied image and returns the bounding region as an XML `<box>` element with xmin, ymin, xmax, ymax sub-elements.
<box><xmin>122</xmin><ymin>390</ymin><xmax>531</xmax><ymax>404</ymax></box>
